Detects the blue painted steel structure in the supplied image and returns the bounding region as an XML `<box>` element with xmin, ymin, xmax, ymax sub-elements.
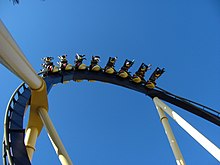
<box><xmin>2</xmin><ymin>70</ymin><xmax>220</xmax><ymax>164</ymax></box>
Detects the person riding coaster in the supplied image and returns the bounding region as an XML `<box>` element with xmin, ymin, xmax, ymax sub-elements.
<box><xmin>146</xmin><ymin>67</ymin><xmax>165</xmax><ymax>89</ymax></box>
<box><xmin>104</xmin><ymin>57</ymin><xmax>117</xmax><ymax>74</ymax></box>
<box><xmin>90</xmin><ymin>56</ymin><xmax>101</xmax><ymax>71</ymax></box>
<box><xmin>57</xmin><ymin>54</ymin><xmax>73</xmax><ymax>71</ymax></box>
<box><xmin>132</xmin><ymin>63</ymin><xmax>151</xmax><ymax>83</ymax></box>
<box><xmin>118</xmin><ymin>59</ymin><xmax>134</xmax><ymax>78</ymax></box>
<box><xmin>74</xmin><ymin>53</ymin><xmax>87</xmax><ymax>70</ymax></box>
<box><xmin>41</xmin><ymin>56</ymin><xmax>59</xmax><ymax>75</ymax></box>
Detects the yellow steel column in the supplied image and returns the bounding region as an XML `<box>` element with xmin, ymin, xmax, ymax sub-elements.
<box><xmin>153</xmin><ymin>97</ymin><xmax>185</xmax><ymax>165</ymax></box>
<box><xmin>38</xmin><ymin>107</ymin><xmax>73</xmax><ymax>165</ymax></box>
<box><xmin>25</xmin><ymin>80</ymin><xmax>48</xmax><ymax>161</ymax></box>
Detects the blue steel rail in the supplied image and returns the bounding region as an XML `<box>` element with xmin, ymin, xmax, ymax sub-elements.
<box><xmin>3</xmin><ymin>83</ymin><xmax>31</xmax><ymax>165</ymax></box>
<box><xmin>3</xmin><ymin>70</ymin><xmax>220</xmax><ymax>165</ymax></box>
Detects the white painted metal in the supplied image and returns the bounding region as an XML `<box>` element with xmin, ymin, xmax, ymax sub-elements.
<box><xmin>24</xmin><ymin>127</ymin><xmax>39</xmax><ymax>161</ymax></box>
<box><xmin>153</xmin><ymin>98</ymin><xmax>185</xmax><ymax>165</ymax></box>
<box><xmin>0</xmin><ymin>19</ymin><xmax>42</xmax><ymax>90</ymax></box>
<box><xmin>153</xmin><ymin>97</ymin><xmax>220</xmax><ymax>162</ymax></box>
<box><xmin>38</xmin><ymin>107</ymin><xmax>73</xmax><ymax>165</ymax></box>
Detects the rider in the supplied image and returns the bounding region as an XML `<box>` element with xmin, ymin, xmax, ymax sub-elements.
<box><xmin>41</xmin><ymin>56</ymin><xmax>57</xmax><ymax>75</ymax></box>
<box><xmin>90</xmin><ymin>56</ymin><xmax>101</xmax><ymax>71</ymax></box>
<box><xmin>132</xmin><ymin>63</ymin><xmax>151</xmax><ymax>82</ymax></box>
<box><xmin>146</xmin><ymin>67</ymin><xmax>165</xmax><ymax>88</ymax></box>
<box><xmin>104</xmin><ymin>57</ymin><xmax>117</xmax><ymax>74</ymax></box>
<box><xmin>74</xmin><ymin>53</ymin><xmax>87</xmax><ymax>70</ymax></box>
<box><xmin>118</xmin><ymin>59</ymin><xmax>134</xmax><ymax>78</ymax></box>
<box><xmin>58</xmin><ymin>54</ymin><xmax>69</xmax><ymax>70</ymax></box>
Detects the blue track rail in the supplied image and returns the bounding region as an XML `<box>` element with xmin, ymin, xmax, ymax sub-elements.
<box><xmin>3</xmin><ymin>70</ymin><xmax>220</xmax><ymax>164</ymax></box>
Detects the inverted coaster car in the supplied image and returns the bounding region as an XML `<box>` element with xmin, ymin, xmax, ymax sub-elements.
<box><xmin>64</xmin><ymin>64</ymin><xmax>73</xmax><ymax>70</ymax></box>
<box><xmin>132</xmin><ymin>63</ymin><xmax>151</xmax><ymax>83</ymax></box>
<box><xmin>145</xmin><ymin>80</ymin><xmax>155</xmax><ymax>89</ymax></box>
<box><xmin>132</xmin><ymin>74</ymin><xmax>142</xmax><ymax>83</ymax></box>
<box><xmin>77</xmin><ymin>63</ymin><xmax>87</xmax><ymax>70</ymax></box>
<box><xmin>75</xmin><ymin>53</ymin><xmax>87</xmax><ymax>70</ymax></box>
<box><xmin>146</xmin><ymin>67</ymin><xmax>165</xmax><ymax>88</ymax></box>
<box><xmin>104</xmin><ymin>57</ymin><xmax>117</xmax><ymax>74</ymax></box>
<box><xmin>118</xmin><ymin>70</ymin><xmax>128</xmax><ymax>78</ymax></box>
<box><xmin>47</xmin><ymin>65</ymin><xmax>59</xmax><ymax>73</ymax></box>
<box><xmin>58</xmin><ymin>55</ymin><xmax>73</xmax><ymax>71</ymax></box>
<box><xmin>105</xmin><ymin>67</ymin><xmax>115</xmax><ymax>74</ymax></box>
<box><xmin>118</xmin><ymin>59</ymin><xmax>134</xmax><ymax>78</ymax></box>
<box><xmin>41</xmin><ymin>57</ymin><xmax>59</xmax><ymax>76</ymax></box>
<box><xmin>90</xmin><ymin>56</ymin><xmax>101</xmax><ymax>71</ymax></box>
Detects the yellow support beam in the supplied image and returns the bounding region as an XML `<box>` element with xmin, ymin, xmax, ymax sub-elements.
<box><xmin>0</xmin><ymin>19</ymin><xmax>48</xmax><ymax>161</ymax></box>
<box><xmin>25</xmin><ymin>79</ymin><xmax>48</xmax><ymax>161</ymax></box>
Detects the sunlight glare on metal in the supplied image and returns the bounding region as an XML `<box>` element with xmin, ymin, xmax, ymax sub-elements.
<box><xmin>38</xmin><ymin>107</ymin><xmax>73</xmax><ymax>165</ymax></box>
<box><xmin>172</xmin><ymin>111</ymin><xmax>220</xmax><ymax>162</ymax></box>
<box><xmin>154</xmin><ymin>97</ymin><xmax>220</xmax><ymax>162</ymax></box>
<box><xmin>176</xmin><ymin>159</ymin><xmax>184</xmax><ymax>165</ymax></box>
<box><xmin>0</xmin><ymin>19</ymin><xmax>42</xmax><ymax>90</ymax></box>
<box><xmin>154</xmin><ymin>99</ymin><xmax>185</xmax><ymax>165</ymax></box>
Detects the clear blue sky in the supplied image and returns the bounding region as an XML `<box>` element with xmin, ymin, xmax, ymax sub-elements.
<box><xmin>1</xmin><ymin>0</ymin><xmax>220</xmax><ymax>165</ymax></box>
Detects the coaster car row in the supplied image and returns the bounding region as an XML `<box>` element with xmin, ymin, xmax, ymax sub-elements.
<box><xmin>41</xmin><ymin>54</ymin><xmax>165</xmax><ymax>89</ymax></box>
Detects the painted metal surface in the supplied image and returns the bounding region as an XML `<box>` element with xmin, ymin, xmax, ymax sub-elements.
<box><xmin>0</xmin><ymin>20</ymin><xmax>42</xmax><ymax>90</ymax></box>
<box><xmin>2</xmin><ymin>70</ymin><xmax>220</xmax><ymax>164</ymax></box>
<box><xmin>153</xmin><ymin>97</ymin><xmax>220</xmax><ymax>162</ymax></box>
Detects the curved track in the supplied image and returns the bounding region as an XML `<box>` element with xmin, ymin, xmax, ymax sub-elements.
<box><xmin>2</xmin><ymin>70</ymin><xmax>220</xmax><ymax>164</ymax></box>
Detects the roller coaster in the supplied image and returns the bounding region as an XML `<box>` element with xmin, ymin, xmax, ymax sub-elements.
<box><xmin>1</xmin><ymin>19</ymin><xmax>220</xmax><ymax>165</ymax></box>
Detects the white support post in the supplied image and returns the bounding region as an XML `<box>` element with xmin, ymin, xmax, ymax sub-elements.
<box><xmin>0</xmin><ymin>20</ymin><xmax>49</xmax><ymax>161</ymax></box>
<box><xmin>0</xmin><ymin>19</ymin><xmax>42</xmax><ymax>90</ymax></box>
<box><xmin>24</xmin><ymin>127</ymin><xmax>38</xmax><ymax>161</ymax></box>
<box><xmin>38</xmin><ymin>107</ymin><xmax>73</xmax><ymax>165</ymax></box>
<box><xmin>153</xmin><ymin>98</ymin><xmax>185</xmax><ymax>165</ymax></box>
<box><xmin>153</xmin><ymin>97</ymin><xmax>220</xmax><ymax>162</ymax></box>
